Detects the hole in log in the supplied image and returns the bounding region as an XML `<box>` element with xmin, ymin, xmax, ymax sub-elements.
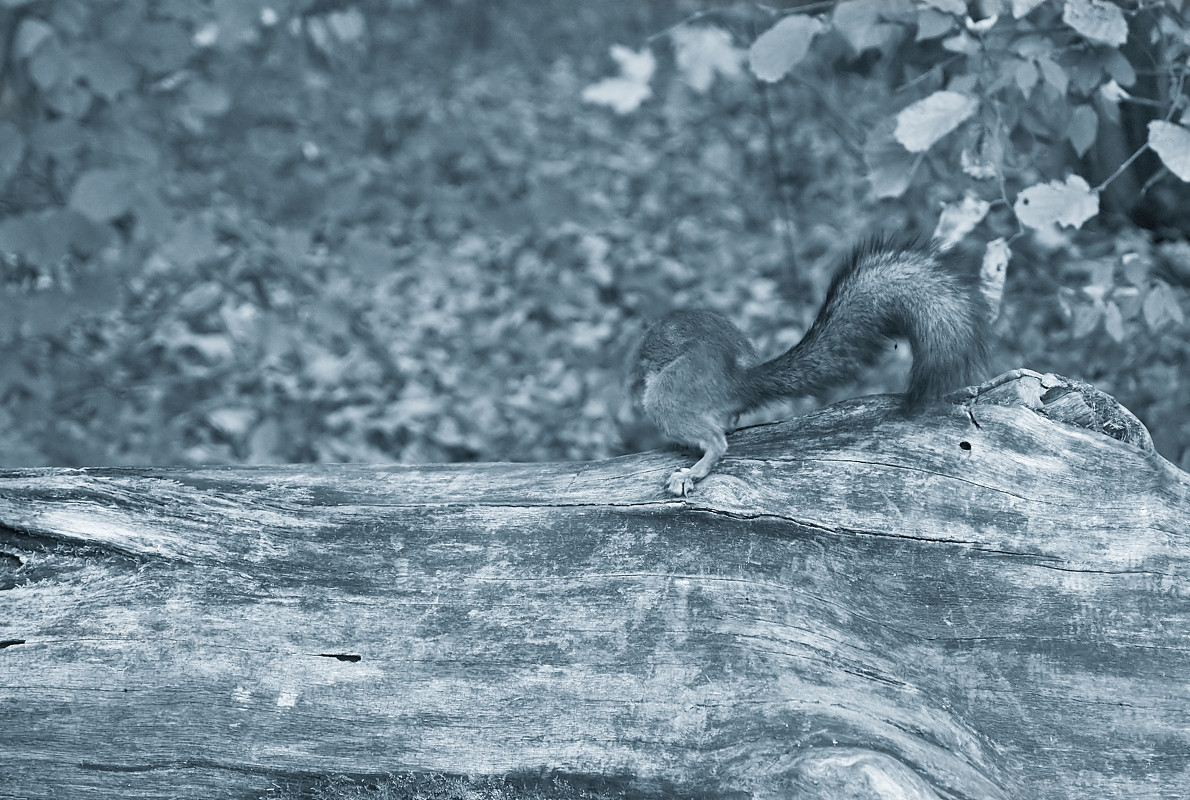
<box><xmin>959</xmin><ymin>440</ymin><xmax>972</xmax><ymax>451</ymax></box>
<box><xmin>0</xmin><ymin>639</ymin><xmax>26</xmax><ymax>648</ymax></box>
<box><xmin>318</xmin><ymin>653</ymin><xmax>362</xmax><ymax>662</ymax></box>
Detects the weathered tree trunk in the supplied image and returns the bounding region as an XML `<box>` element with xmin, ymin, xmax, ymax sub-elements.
<box><xmin>1</xmin><ymin>372</ymin><xmax>1187</xmax><ymax>800</ymax></box>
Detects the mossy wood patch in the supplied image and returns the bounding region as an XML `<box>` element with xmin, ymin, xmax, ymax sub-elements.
<box><xmin>1</xmin><ymin>374</ymin><xmax>1187</xmax><ymax>800</ymax></box>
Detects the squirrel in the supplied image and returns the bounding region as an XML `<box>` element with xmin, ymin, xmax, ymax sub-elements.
<box><xmin>630</xmin><ymin>239</ymin><xmax>990</xmax><ymax>496</ymax></box>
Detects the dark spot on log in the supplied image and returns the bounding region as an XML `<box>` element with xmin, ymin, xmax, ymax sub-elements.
<box><xmin>0</xmin><ymin>639</ymin><xmax>25</xmax><ymax>648</ymax></box>
<box><xmin>959</xmin><ymin>441</ymin><xmax>972</xmax><ymax>451</ymax></box>
<box><xmin>0</xmin><ymin>549</ymin><xmax>21</xmax><ymax>590</ymax></box>
<box><xmin>319</xmin><ymin>653</ymin><xmax>362</xmax><ymax>662</ymax></box>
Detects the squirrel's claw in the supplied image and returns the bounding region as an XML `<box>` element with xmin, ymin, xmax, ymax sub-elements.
<box><xmin>666</xmin><ymin>468</ymin><xmax>696</xmax><ymax>497</ymax></box>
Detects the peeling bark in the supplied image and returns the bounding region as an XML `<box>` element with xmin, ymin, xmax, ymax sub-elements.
<box><xmin>1</xmin><ymin>373</ymin><xmax>1187</xmax><ymax>800</ymax></box>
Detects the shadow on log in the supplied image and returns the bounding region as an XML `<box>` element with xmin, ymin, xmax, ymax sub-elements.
<box><xmin>1</xmin><ymin>371</ymin><xmax>1188</xmax><ymax>800</ymax></box>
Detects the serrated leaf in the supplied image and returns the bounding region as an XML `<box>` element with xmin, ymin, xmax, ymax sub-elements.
<box><xmin>1014</xmin><ymin>174</ymin><xmax>1100</xmax><ymax>230</ymax></box>
<box><xmin>1148</xmin><ymin>120</ymin><xmax>1190</xmax><ymax>182</ymax></box>
<box><xmin>1068</xmin><ymin>104</ymin><xmax>1099</xmax><ymax>157</ymax></box>
<box><xmin>1062</xmin><ymin>0</ymin><xmax>1128</xmax><ymax>46</ymax></box>
<box><xmin>673</xmin><ymin>25</ymin><xmax>742</xmax><ymax>93</ymax></box>
<box><xmin>748</xmin><ymin>14</ymin><xmax>822</xmax><ymax>83</ymax></box>
<box><xmin>932</xmin><ymin>194</ymin><xmax>990</xmax><ymax>251</ymax></box>
<box><xmin>894</xmin><ymin>90</ymin><xmax>978</xmax><ymax>153</ymax></box>
<box><xmin>69</xmin><ymin>168</ymin><xmax>133</xmax><ymax>223</ymax></box>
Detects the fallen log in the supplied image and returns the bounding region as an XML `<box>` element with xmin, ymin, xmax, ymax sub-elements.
<box><xmin>1</xmin><ymin>371</ymin><xmax>1187</xmax><ymax>800</ymax></box>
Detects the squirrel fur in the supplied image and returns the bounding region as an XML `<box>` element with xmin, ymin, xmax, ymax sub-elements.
<box><xmin>631</xmin><ymin>239</ymin><xmax>990</xmax><ymax>496</ymax></box>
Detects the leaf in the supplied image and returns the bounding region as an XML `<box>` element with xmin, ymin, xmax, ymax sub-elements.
<box><xmin>1143</xmin><ymin>282</ymin><xmax>1186</xmax><ymax>331</ymax></box>
<box><xmin>1035</xmin><ymin>56</ymin><xmax>1068</xmax><ymax>94</ymax></box>
<box><xmin>1070</xmin><ymin>300</ymin><xmax>1102</xmax><ymax>339</ymax></box>
<box><xmin>1148</xmin><ymin>121</ymin><xmax>1190</xmax><ymax>182</ymax></box>
<box><xmin>581</xmin><ymin>45</ymin><xmax>655</xmax><ymax>114</ymax></box>
<box><xmin>961</xmin><ymin>136</ymin><xmax>1001</xmax><ymax>180</ymax></box>
<box><xmin>932</xmin><ymin>194</ymin><xmax>990</xmax><ymax>251</ymax></box>
<box><xmin>1014</xmin><ymin>58</ymin><xmax>1038</xmax><ymax>96</ymax></box>
<box><xmin>1014</xmin><ymin>175</ymin><xmax>1100</xmax><ymax>230</ymax></box>
<box><xmin>327</xmin><ymin>8</ymin><xmax>366</xmax><ymax>44</ymax></box>
<box><xmin>28</xmin><ymin>37</ymin><xmax>64</xmax><ymax>90</ymax></box>
<box><xmin>980</xmin><ymin>238</ymin><xmax>1010</xmax><ymax>318</ymax></box>
<box><xmin>1068</xmin><ymin>105</ymin><xmax>1099</xmax><ymax>157</ymax></box>
<box><xmin>1104</xmin><ymin>50</ymin><xmax>1136</xmax><ymax>88</ymax></box>
<box><xmin>894</xmin><ymin>91</ymin><xmax>978</xmax><ymax>153</ymax></box>
<box><xmin>1103</xmin><ymin>301</ymin><xmax>1124</xmax><ymax>343</ymax></box>
<box><xmin>1120</xmin><ymin>252</ymin><xmax>1148</xmax><ymax>286</ymax></box>
<box><xmin>748</xmin><ymin>14</ymin><xmax>822</xmax><ymax>83</ymax></box>
<box><xmin>208</xmin><ymin>407</ymin><xmax>257</xmax><ymax>438</ymax></box>
<box><xmin>1012</xmin><ymin>0</ymin><xmax>1048</xmax><ymax>17</ymax></box>
<box><xmin>864</xmin><ymin>119</ymin><xmax>921</xmax><ymax>198</ymax></box>
<box><xmin>673</xmin><ymin>25</ymin><xmax>742</xmax><ymax>93</ymax></box>
<box><xmin>13</xmin><ymin>17</ymin><xmax>53</xmax><ymax>58</ymax></box>
<box><xmin>923</xmin><ymin>0</ymin><xmax>965</xmax><ymax>13</ymax></box>
<box><xmin>833</xmin><ymin>0</ymin><xmax>911</xmax><ymax>55</ymax></box>
<box><xmin>1062</xmin><ymin>0</ymin><xmax>1128</xmax><ymax>47</ymax></box>
<box><xmin>1099</xmin><ymin>79</ymin><xmax>1129</xmax><ymax>105</ymax></box>
<box><xmin>915</xmin><ymin>8</ymin><xmax>955</xmax><ymax>41</ymax></box>
<box><xmin>964</xmin><ymin>14</ymin><xmax>999</xmax><ymax>34</ymax></box>
<box><xmin>69</xmin><ymin>168</ymin><xmax>133</xmax><ymax>223</ymax></box>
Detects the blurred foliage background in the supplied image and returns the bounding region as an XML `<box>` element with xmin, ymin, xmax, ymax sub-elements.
<box><xmin>0</xmin><ymin>0</ymin><xmax>1188</xmax><ymax>471</ymax></box>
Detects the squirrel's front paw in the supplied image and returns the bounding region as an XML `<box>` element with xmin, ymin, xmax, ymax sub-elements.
<box><xmin>666</xmin><ymin>468</ymin><xmax>696</xmax><ymax>496</ymax></box>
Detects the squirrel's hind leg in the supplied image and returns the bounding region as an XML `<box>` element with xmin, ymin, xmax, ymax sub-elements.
<box><xmin>666</xmin><ymin>426</ymin><xmax>728</xmax><ymax>497</ymax></box>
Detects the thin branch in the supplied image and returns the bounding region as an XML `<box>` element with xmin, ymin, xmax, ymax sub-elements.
<box><xmin>1093</xmin><ymin>143</ymin><xmax>1151</xmax><ymax>194</ymax></box>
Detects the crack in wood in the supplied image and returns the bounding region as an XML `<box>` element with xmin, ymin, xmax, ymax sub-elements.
<box><xmin>317</xmin><ymin>653</ymin><xmax>362</xmax><ymax>662</ymax></box>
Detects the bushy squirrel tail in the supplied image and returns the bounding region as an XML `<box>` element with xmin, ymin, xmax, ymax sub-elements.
<box><xmin>737</xmin><ymin>239</ymin><xmax>990</xmax><ymax>413</ymax></box>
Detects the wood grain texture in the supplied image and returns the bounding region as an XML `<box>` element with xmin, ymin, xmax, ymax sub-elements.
<box><xmin>1</xmin><ymin>373</ymin><xmax>1187</xmax><ymax>800</ymax></box>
